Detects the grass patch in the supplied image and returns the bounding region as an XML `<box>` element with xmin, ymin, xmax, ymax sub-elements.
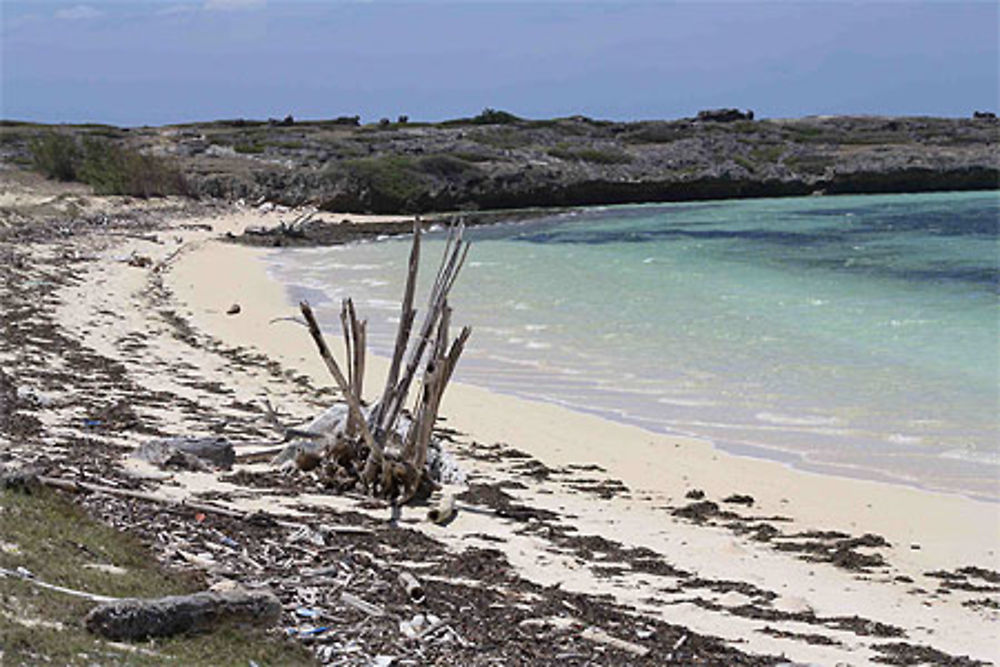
<box><xmin>416</xmin><ymin>153</ymin><xmax>482</xmax><ymax>178</ymax></box>
<box><xmin>548</xmin><ymin>145</ymin><xmax>632</xmax><ymax>164</ymax></box>
<box><xmin>450</xmin><ymin>150</ymin><xmax>495</xmax><ymax>163</ymax></box>
<box><xmin>468</xmin><ymin>128</ymin><xmax>533</xmax><ymax>150</ymax></box>
<box><xmin>750</xmin><ymin>144</ymin><xmax>785</xmax><ymax>163</ymax></box>
<box><xmin>733</xmin><ymin>155</ymin><xmax>756</xmax><ymax>172</ymax></box>
<box><xmin>622</xmin><ymin>123</ymin><xmax>688</xmax><ymax>144</ymax></box>
<box><xmin>785</xmin><ymin>154</ymin><xmax>835</xmax><ymax>175</ymax></box>
<box><xmin>233</xmin><ymin>142</ymin><xmax>265</xmax><ymax>154</ymax></box>
<box><xmin>781</xmin><ymin>124</ymin><xmax>843</xmax><ymax>144</ymax></box>
<box><xmin>0</xmin><ymin>487</ymin><xmax>314</xmax><ymax>665</ymax></box>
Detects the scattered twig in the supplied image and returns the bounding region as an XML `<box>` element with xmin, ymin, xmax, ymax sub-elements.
<box><xmin>0</xmin><ymin>565</ymin><xmax>117</xmax><ymax>603</ymax></box>
<box><xmin>580</xmin><ymin>626</ymin><xmax>651</xmax><ymax>657</ymax></box>
<box><xmin>340</xmin><ymin>592</ymin><xmax>385</xmax><ymax>617</ymax></box>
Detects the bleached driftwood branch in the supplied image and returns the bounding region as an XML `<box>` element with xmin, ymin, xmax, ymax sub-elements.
<box><xmin>291</xmin><ymin>221</ymin><xmax>471</xmax><ymax>503</ymax></box>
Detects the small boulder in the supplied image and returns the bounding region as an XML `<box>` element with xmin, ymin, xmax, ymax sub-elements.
<box><xmin>133</xmin><ymin>437</ymin><xmax>235</xmax><ymax>471</ymax></box>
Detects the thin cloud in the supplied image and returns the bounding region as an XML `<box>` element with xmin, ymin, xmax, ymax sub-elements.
<box><xmin>155</xmin><ymin>5</ymin><xmax>198</xmax><ymax>16</ymax></box>
<box><xmin>203</xmin><ymin>0</ymin><xmax>266</xmax><ymax>11</ymax></box>
<box><xmin>54</xmin><ymin>4</ymin><xmax>103</xmax><ymax>20</ymax></box>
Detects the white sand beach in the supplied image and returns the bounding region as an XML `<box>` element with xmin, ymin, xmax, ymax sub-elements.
<box><xmin>148</xmin><ymin>204</ymin><xmax>1000</xmax><ymax>664</ymax></box>
<box><xmin>3</xmin><ymin>181</ymin><xmax>995</xmax><ymax>663</ymax></box>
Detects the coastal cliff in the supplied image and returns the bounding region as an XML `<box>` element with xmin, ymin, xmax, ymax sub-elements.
<box><xmin>2</xmin><ymin>112</ymin><xmax>997</xmax><ymax>213</ymax></box>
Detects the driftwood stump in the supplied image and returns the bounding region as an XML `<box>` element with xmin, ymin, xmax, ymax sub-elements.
<box><xmin>85</xmin><ymin>589</ymin><xmax>281</xmax><ymax>640</ymax></box>
<box><xmin>288</xmin><ymin>221</ymin><xmax>472</xmax><ymax>504</ymax></box>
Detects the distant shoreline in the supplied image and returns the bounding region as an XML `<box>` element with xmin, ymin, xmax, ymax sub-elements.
<box><xmin>2</xmin><ymin>112</ymin><xmax>997</xmax><ymax>216</ymax></box>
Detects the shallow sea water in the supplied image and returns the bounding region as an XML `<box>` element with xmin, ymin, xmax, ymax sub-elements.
<box><xmin>266</xmin><ymin>191</ymin><xmax>1000</xmax><ymax>500</ymax></box>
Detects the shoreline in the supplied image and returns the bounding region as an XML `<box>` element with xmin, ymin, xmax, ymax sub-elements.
<box><xmin>174</xmin><ymin>224</ymin><xmax>998</xmax><ymax>545</ymax></box>
<box><xmin>168</xmin><ymin>206</ymin><xmax>999</xmax><ymax>662</ymax></box>
<box><xmin>2</xmin><ymin>175</ymin><xmax>997</xmax><ymax>664</ymax></box>
<box><xmin>252</xmin><ymin>190</ymin><xmax>999</xmax><ymax>504</ymax></box>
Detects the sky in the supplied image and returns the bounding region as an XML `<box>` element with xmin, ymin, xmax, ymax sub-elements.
<box><xmin>1</xmin><ymin>1</ymin><xmax>997</xmax><ymax>126</ymax></box>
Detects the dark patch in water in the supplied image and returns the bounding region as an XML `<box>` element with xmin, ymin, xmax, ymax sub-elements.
<box><xmin>795</xmin><ymin>200</ymin><xmax>999</xmax><ymax>237</ymax></box>
<box><xmin>511</xmin><ymin>196</ymin><xmax>999</xmax><ymax>290</ymax></box>
<box><xmin>516</xmin><ymin>227</ymin><xmax>844</xmax><ymax>246</ymax></box>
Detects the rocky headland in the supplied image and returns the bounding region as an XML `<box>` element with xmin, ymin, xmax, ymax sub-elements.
<box><xmin>2</xmin><ymin>111</ymin><xmax>997</xmax><ymax>215</ymax></box>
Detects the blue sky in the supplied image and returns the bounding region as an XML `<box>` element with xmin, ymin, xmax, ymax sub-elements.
<box><xmin>2</xmin><ymin>1</ymin><xmax>997</xmax><ymax>126</ymax></box>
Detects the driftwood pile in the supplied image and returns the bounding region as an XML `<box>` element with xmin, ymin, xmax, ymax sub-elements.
<box><xmin>285</xmin><ymin>222</ymin><xmax>471</xmax><ymax>504</ymax></box>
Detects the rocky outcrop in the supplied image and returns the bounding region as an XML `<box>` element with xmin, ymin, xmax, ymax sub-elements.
<box><xmin>696</xmin><ymin>108</ymin><xmax>754</xmax><ymax>122</ymax></box>
<box><xmin>2</xmin><ymin>114</ymin><xmax>996</xmax><ymax>213</ymax></box>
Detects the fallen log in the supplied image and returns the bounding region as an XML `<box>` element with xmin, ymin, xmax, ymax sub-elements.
<box><xmin>85</xmin><ymin>589</ymin><xmax>282</xmax><ymax>640</ymax></box>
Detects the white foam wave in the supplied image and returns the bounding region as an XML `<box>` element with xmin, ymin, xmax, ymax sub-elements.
<box><xmin>755</xmin><ymin>412</ymin><xmax>841</xmax><ymax>427</ymax></box>
<box><xmin>316</xmin><ymin>263</ymin><xmax>386</xmax><ymax>271</ymax></box>
<box><xmin>657</xmin><ymin>397</ymin><xmax>719</xmax><ymax>407</ymax></box>
<box><xmin>886</xmin><ymin>433</ymin><xmax>924</xmax><ymax>445</ymax></box>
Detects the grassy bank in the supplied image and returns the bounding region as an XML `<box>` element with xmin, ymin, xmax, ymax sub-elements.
<box><xmin>0</xmin><ymin>487</ymin><xmax>313</xmax><ymax>666</ymax></box>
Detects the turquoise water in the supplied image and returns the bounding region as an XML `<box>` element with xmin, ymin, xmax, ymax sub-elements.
<box><xmin>267</xmin><ymin>191</ymin><xmax>1000</xmax><ymax>499</ymax></box>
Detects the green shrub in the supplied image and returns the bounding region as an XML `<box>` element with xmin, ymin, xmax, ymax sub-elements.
<box><xmin>471</xmin><ymin>108</ymin><xmax>521</xmax><ymax>125</ymax></box>
<box><xmin>732</xmin><ymin>155</ymin><xmax>756</xmax><ymax>172</ymax></box>
<box><xmin>417</xmin><ymin>154</ymin><xmax>481</xmax><ymax>178</ymax></box>
<box><xmin>29</xmin><ymin>132</ymin><xmax>81</xmax><ymax>181</ymax></box>
<box><xmin>340</xmin><ymin>156</ymin><xmax>428</xmax><ymax>209</ymax></box>
<box><xmin>444</xmin><ymin>108</ymin><xmax>522</xmax><ymax>126</ymax></box>
<box><xmin>234</xmin><ymin>142</ymin><xmax>265</xmax><ymax>154</ymax></box>
<box><xmin>78</xmin><ymin>138</ymin><xmax>188</xmax><ymax>197</ymax></box>
<box><xmin>548</xmin><ymin>145</ymin><xmax>632</xmax><ymax>164</ymax></box>
<box><xmin>29</xmin><ymin>132</ymin><xmax>187</xmax><ymax>196</ymax></box>
<box><xmin>622</xmin><ymin>123</ymin><xmax>687</xmax><ymax>144</ymax></box>
<box><xmin>785</xmin><ymin>154</ymin><xmax>834</xmax><ymax>175</ymax></box>
<box><xmin>750</xmin><ymin>144</ymin><xmax>785</xmax><ymax>163</ymax></box>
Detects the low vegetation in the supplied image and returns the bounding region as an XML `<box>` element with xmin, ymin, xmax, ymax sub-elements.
<box><xmin>335</xmin><ymin>155</ymin><xmax>429</xmax><ymax>211</ymax></box>
<box><xmin>444</xmin><ymin>107</ymin><xmax>522</xmax><ymax>126</ymax></box>
<box><xmin>29</xmin><ymin>132</ymin><xmax>81</xmax><ymax>181</ymax></box>
<box><xmin>4</xmin><ymin>111</ymin><xmax>995</xmax><ymax>213</ymax></box>
<box><xmin>0</xmin><ymin>487</ymin><xmax>314</xmax><ymax>665</ymax></box>
<box><xmin>28</xmin><ymin>132</ymin><xmax>187</xmax><ymax>197</ymax></box>
<box><xmin>548</xmin><ymin>144</ymin><xmax>632</xmax><ymax>164</ymax></box>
